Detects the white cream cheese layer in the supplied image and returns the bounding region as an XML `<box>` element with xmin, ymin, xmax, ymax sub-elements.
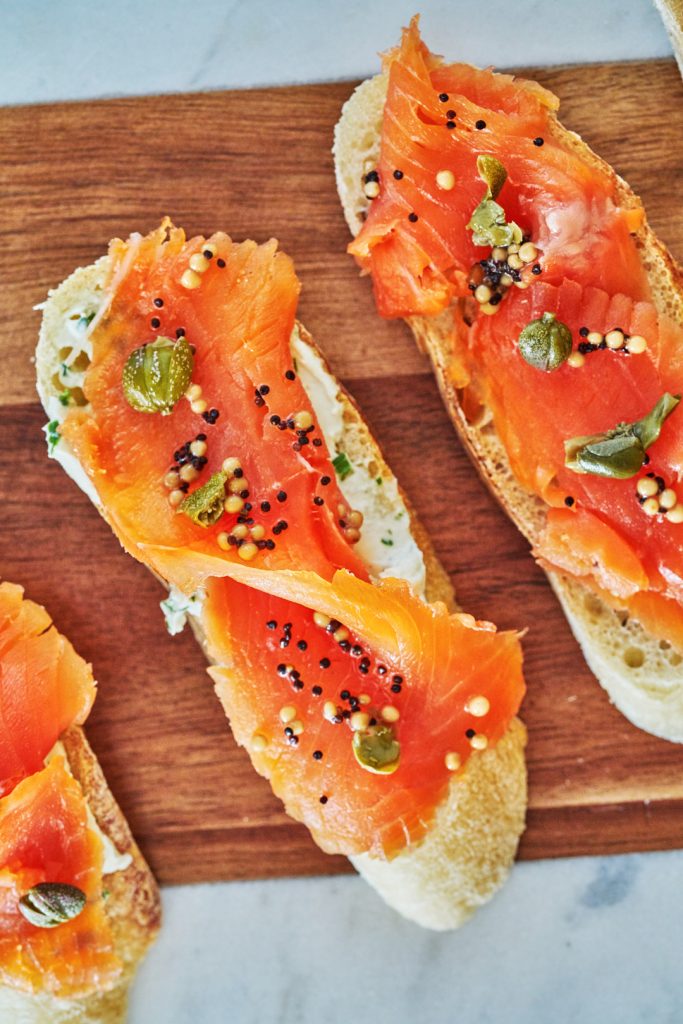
<box><xmin>43</xmin><ymin>298</ymin><xmax>102</xmax><ymax>508</ymax></box>
<box><xmin>44</xmin><ymin>394</ymin><xmax>102</xmax><ymax>508</ymax></box>
<box><xmin>46</xmin><ymin>742</ymin><xmax>133</xmax><ymax>875</ymax></box>
<box><xmin>291</xmin><ymin>327</ymin><xmax>427</xmax><ymax>596</ymax></box>
<box><xmin>160</xmin><ymin>586</ymin><xmax>205</xmax><ymax>635</ymax></box>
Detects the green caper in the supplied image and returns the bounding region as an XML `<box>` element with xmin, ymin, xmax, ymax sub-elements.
<box><xmin>633</xmin><ymin>392</ymin><xmax>681</xmax><ymax>449</ymax></box>
<box><xmin>518</xmin><ymin>312</ymin><xmax>573</xmax><ymax>372</ymax></box>
<box><xmin>18</xmin><ymin>882</ymin><xmax>86</xmax><ymax>929</ymax></box>
<box><xmin>565</xmin><ymin>392</ymin><xmax>681</xmax><ymax>479</ymax></box>
<box><xmin>564</xmin><ymin>432</ymin><xmax>646</xmax><ymax>479</ymax></box>
<box><xmin>179</xmin><ymin>470</ymin><xmax>227</xmax><ymax>527</ymax></box>
<box><xmin>352</xmin><ymin>722</ymin><xmax>400</xmax><ymax>775</ymax></box>
<box><xmin>467</xmin><ymin>155</ymin><xmax>521</xmax><ymax>248</ymax></box>
<box><xmin>122</xmin><ymin>335</ymin><xmax>194</xmax><ymax>415</ymax></box>
<box><xmin>476</xmin><ymin>155</ymin><xmax>507</xmax><ymax>200</ymax></box>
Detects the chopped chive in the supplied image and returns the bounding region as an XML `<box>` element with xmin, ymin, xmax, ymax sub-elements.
<box><xmin>44</xmin><ymin>419</ymin><xmax>61</xmax><ymax>454</ymax></box>
<box><xmin>332</xmin><ymin>452</ymin><xmax>354</xmax><ymax>480</ymax></box>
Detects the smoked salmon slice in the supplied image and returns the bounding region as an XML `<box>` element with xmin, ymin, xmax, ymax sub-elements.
<box><xmin>533</xmin><ymin>508</ymin><xmax>648</xmax><ymax>601</ymax></box>
<box><xmin>0</xmin><ymin>756</ymin><xmax>120</xmax><ymax>998</ymax></box>
<box><xmin>0</xmin><ymin>582</ymin><xmax>95</xmax><ymax>797</ymax></box>
<box><xmin>168</xmin><ymin>561</ymin><xmax>524</xmax><ymax>857</ymax></box>
<box><xmin>61</xmin><ymin>225</ymin><xmax>368</xmax><ymax>585</ymax></box>
<box><xmin>0</xmin><ymin>585</ymin><xmax>122</xmax><ymax>998</ymax></box>
<box><xmin>349</xmin><ymin>18</ymin><xmax>649</xmax><ymax>318</ymax></box>
<box><xmin>348</xmin><ymin>18</ymin><xmax>683</xmax><ymax>646</ymax></box>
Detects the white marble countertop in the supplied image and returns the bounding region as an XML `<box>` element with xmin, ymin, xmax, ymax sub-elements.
<box><xmin>6</xmin><ymin>2</ymin><xmax>682</xmax><ymax>1022</ymax></box>
<box><xmin>130</xmin><ymin>851</ymin><xmax>683</xmax><ymax>1023</ymax></box>
<box><xmin>4</xmin><ymin>0</ymin><xmax>673</xmax><ymax>105</ymax></box>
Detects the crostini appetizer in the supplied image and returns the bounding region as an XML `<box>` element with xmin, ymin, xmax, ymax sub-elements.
<box><xmin>336</xmin><ymin>16</ymin><xmax>683</xmax><ymax>741</ymax></box>
<box><xmin>36</xmin><ymin>222</ymin><xmax>526</xmax><ymax>929</ymax></box>
<box><xmin>0</xmin><ymin>581</ymin><xmax>159</xmax><ymax>1022</ymax></box>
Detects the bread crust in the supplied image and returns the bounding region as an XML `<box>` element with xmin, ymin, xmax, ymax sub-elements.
<box><xmin>334</xmin><ymin>68</ymin><xmax>683</xmax><ymax>743</ymax></box>
<box><xmin>0</xmin><ymin>728</ymin><xmax>160</xmax><ymax>1023</ymax></box>
<box><xmin>35</xmin><ymin>252</ymin><xmax>527</xmax><ymax>931</ymax></box>
<box><xmin>654</xmin><ymin>0</ymin><xmax>683</xmax><ymax>78</ymax></box>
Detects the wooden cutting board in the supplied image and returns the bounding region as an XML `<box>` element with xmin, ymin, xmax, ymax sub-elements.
<box><xmin>1</xmin><ymin>59</ymin><xmax>683</xmax><ymax>885</ymax></box>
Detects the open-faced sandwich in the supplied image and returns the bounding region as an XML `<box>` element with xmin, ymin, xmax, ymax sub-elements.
<box><xmin>0</xmin><ymin>581</ymin><xmax>159</xmax><ymax>1022</ymax></box>
<box><xmin>335</xmin><ymin>16</ymin><xmax>683</xmax><ymax>742</ymax></box>
<box><xmin>36</xmin><ymin>220</ymin><xmax>526</xmax><ymax>930</ymax></box>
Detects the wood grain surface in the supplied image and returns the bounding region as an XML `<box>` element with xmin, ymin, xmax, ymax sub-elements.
<box><xmin>1</xmin><ymin>59</ymin><xmax>683</xmax><ymax>885</ymax></box>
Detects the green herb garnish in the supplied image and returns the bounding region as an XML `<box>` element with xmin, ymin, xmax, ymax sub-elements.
<box><xmin>122</xmin><ymin>336</ymin><xmax>194</xmax><ymax>415</ymax></box>
<box><xmin>332</xmin><ymin>452</ymin><xmax>353</xmax><ymax>480</ymax></box>
<box><xmin>518</xmin><ymin>312</ymin><xmax>573</xmax><ymax>372</ymax></box>
<box><xmin>45</xmin><ymin>419</ymin><xmax>60</xmax><ymax>454</ymax></box>
<box><xmin>565</xmin><ymin>393</ymin><xmax>680</xmax><ymax>479</ymax></box>
<box><xmin>467</xmin><ymin>155</ymin><xmax>522</xmax><ymax>248</ymax></box>
<box><xmin>78</xmin><ymin>312</ymin><xmax>96</xmax><ymax>330</ymax></box>
<box><xmin>381</xmin><ymin>537</ymin><xmax>394</xmax><ymax>546</ymax></box>
<box><xmin>179</xmin><ymin>471</ymin><xmax>227</xmax><ymax>528</ymax></box>
<box><xmin>18</xmin><ymin>883</ymin><xmax>86</xmax><ymax>929</ymax></box>
<box><xmin>58</xmin><ymin>389</ymin><xmax>72</xmax><ymax>406</ymax></box>
<box><xmin>375</xmin><ymin>476</ymin><xmax>383</xmax><ymax>485</ymax></box>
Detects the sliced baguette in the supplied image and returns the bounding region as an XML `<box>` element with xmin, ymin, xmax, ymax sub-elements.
<box><xmin>334</xmin><ymin>71</ymin><xmax>683</xmax><ymax>743</ymax></box>
<box><xmin>36</xmin><ymin>252</ymin><xmax>526</xmax><ymax>931</ymax></box>
<box><xmin>654</xmin><ymin>0</ymin><xmax>683</xmax><ymax>77</ymax></box>
<box><xmin>0</xmin><ymin>726</ymin><xmax>160</xmax><ymax>1024</ymax></box>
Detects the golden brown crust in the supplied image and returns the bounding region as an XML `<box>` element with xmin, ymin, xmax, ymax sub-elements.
<box><xmin>61</xmin><ymin>729</ymin><xmax>161</xmax><ymax>975</ymax></box>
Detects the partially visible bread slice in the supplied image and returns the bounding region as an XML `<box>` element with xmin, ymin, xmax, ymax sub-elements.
<box><xmin>654</xmin><ymin>0</ymin><xmax>683</xmax><ymax>77</ymax></box>
<box><xmin>36</xmin><ymin>251</ymin><xmax>526</xmax><ymax>931</ymax></box>
<box><xmin>334</xmin><ymin>71</ymin><xmax>683</xmax><ymax>743</ymax></box>
<box><xmin>0</xmin><ymin>727</ymin><xmax>161</xmax><ymax>1023</ymax></box>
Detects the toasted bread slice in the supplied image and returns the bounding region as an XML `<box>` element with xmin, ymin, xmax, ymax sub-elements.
<box><xmin>334</xmin><ymin>71</ymin><xmax>683</xmax><ymax>743</ymax></box>
<box><xmin>654</xmin><ymin>0</ymin><xmax>683</xmax><ymax>77</ymax></box>
<box><xmin>0</xmin><ymin>726</ymin><xmax>160</xmax><ymax>1023</ymax></box>
<box><xmin>36</xmin><ymin>252</ymin><xmax>526</xmax><ymax>931</ymax></box>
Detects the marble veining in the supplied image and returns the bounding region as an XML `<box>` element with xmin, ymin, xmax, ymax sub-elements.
<box><xmin>130</xmin><ymin>851</ymin><xmax>683</xmax><ymax>1023</ymax></box>
<box><xmin>580</xmin><ymin>858</ymin><xmax>640</xmax><ymax>909</ymax></box>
